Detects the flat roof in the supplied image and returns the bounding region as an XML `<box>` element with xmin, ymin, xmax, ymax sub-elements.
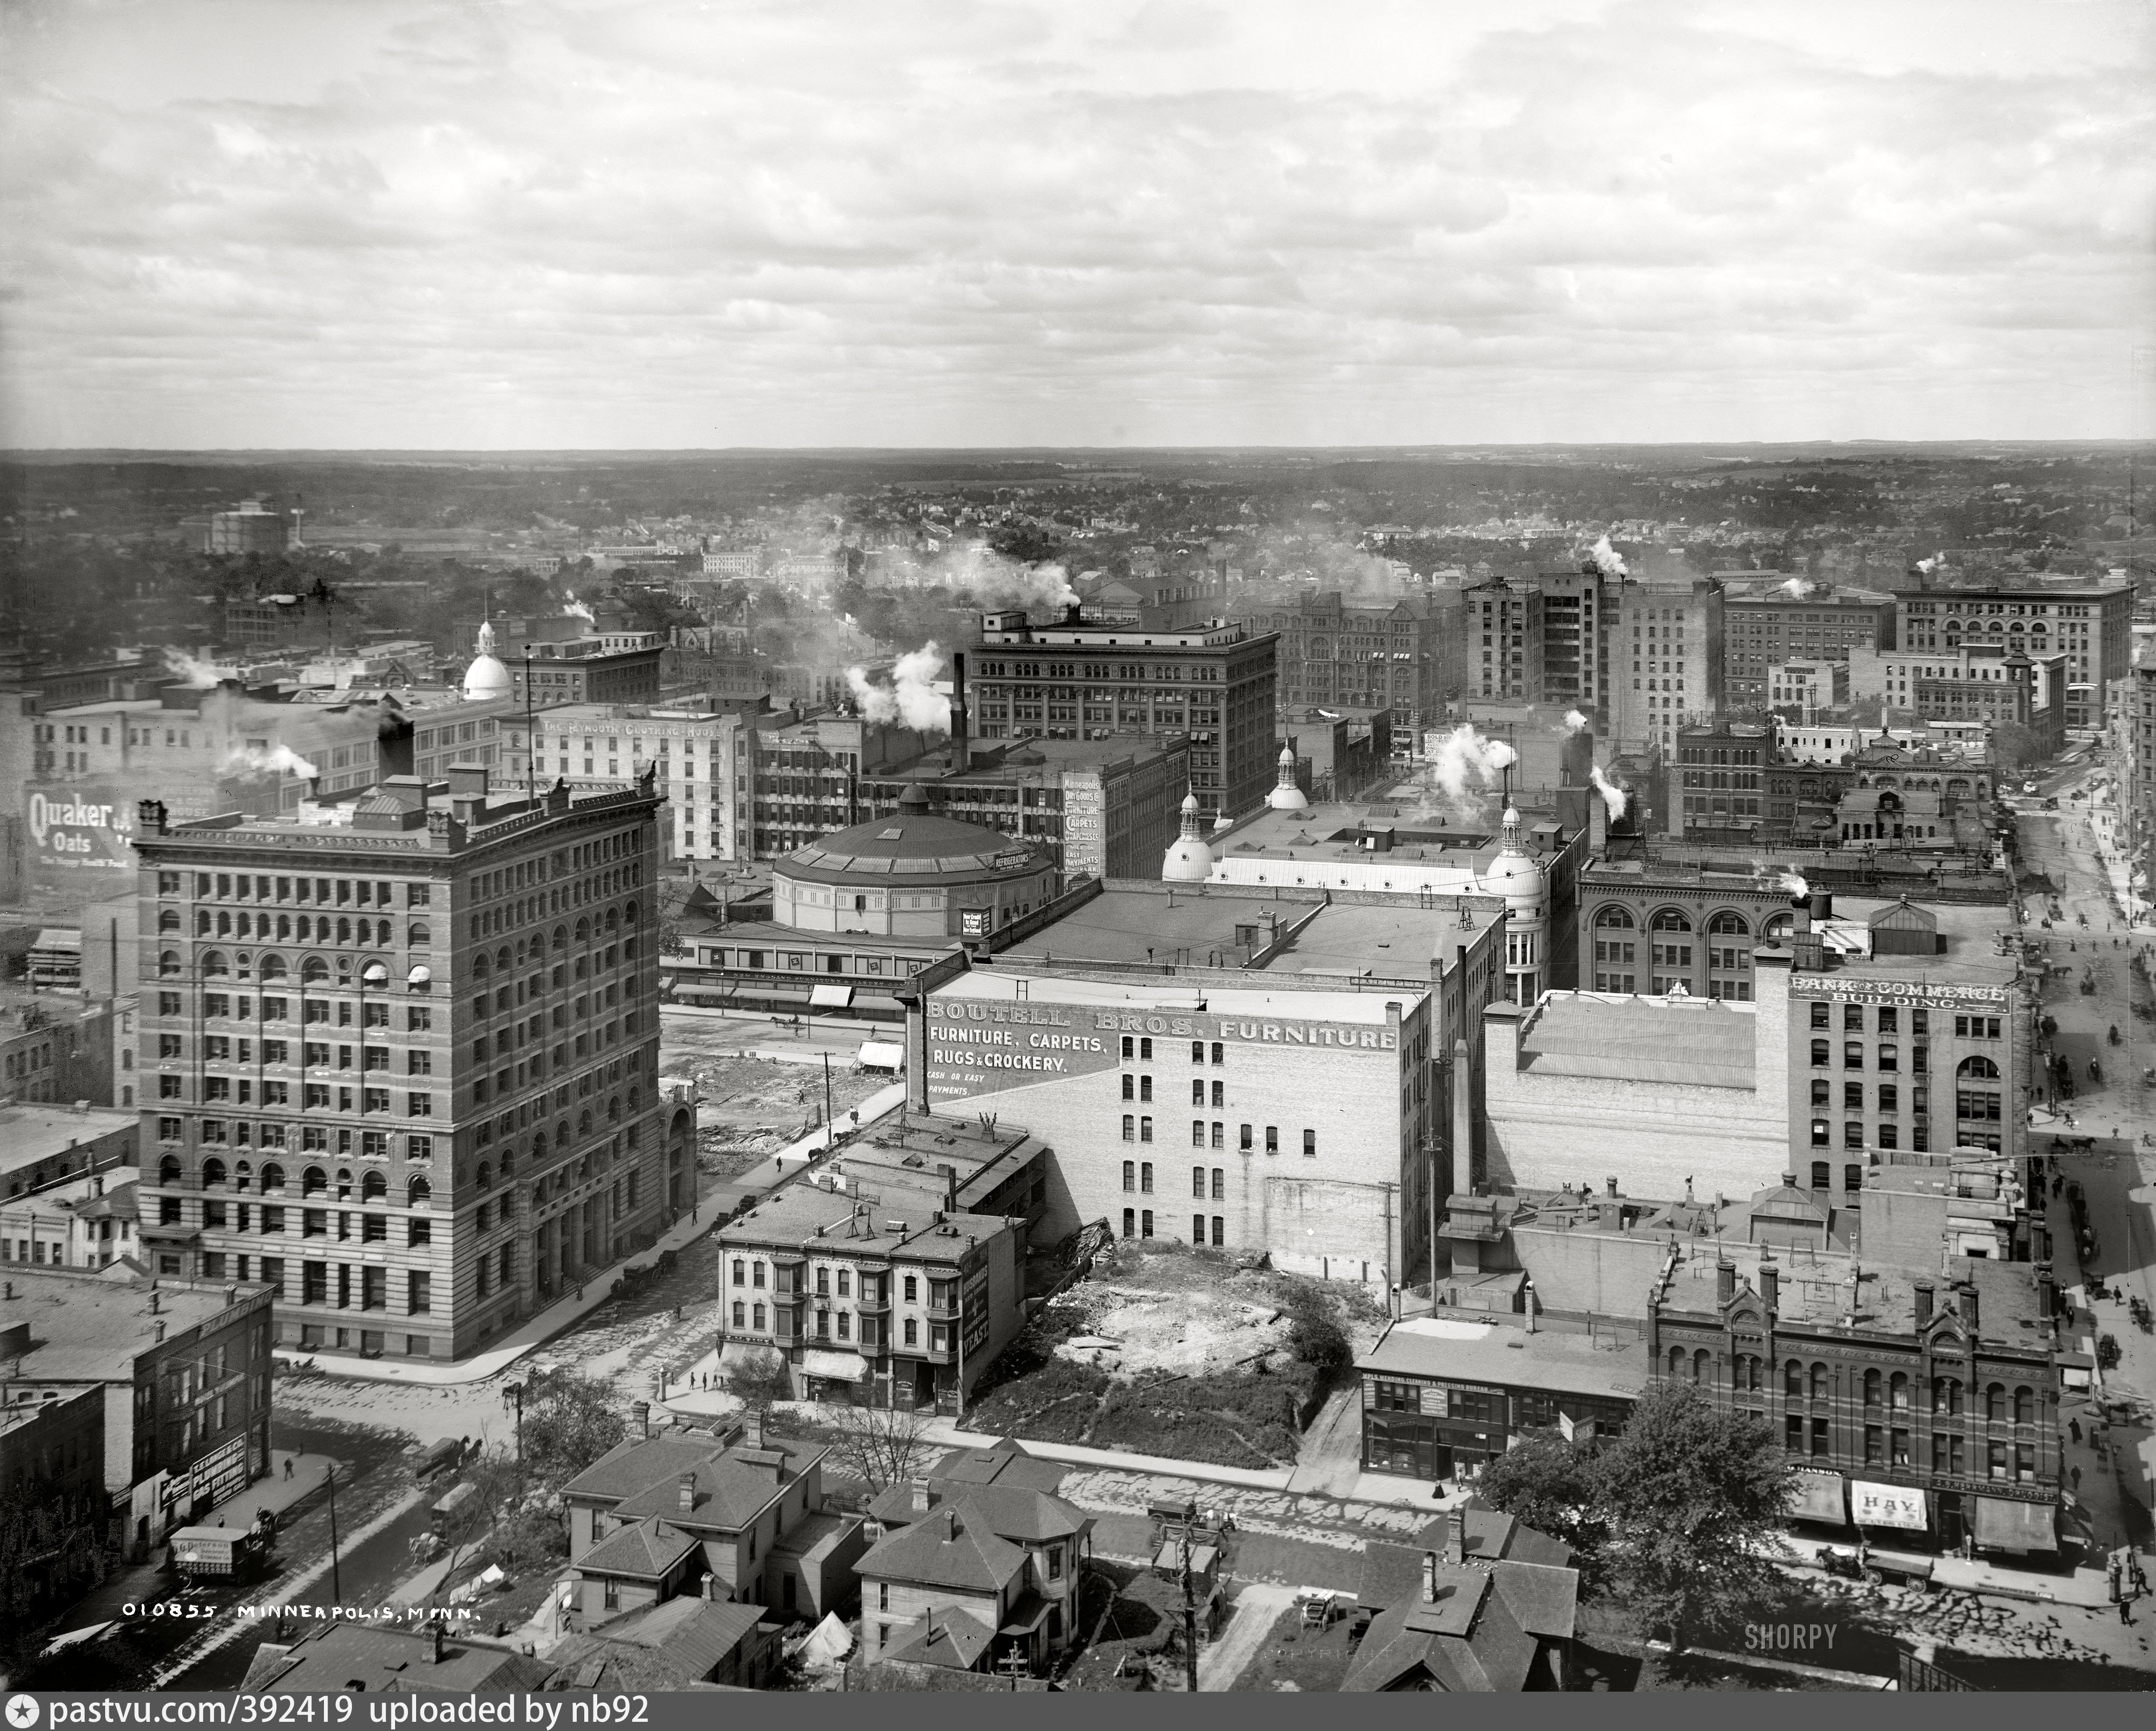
<box><xmin>1005</xmin><ymin>885</ymin><xmax>1494</xmax><ymax>980</ymax></box>
<box><xmin>1514</xmin><ymin>993</ymin><xmax>1757</xmax><ymax>1089</ymax></box>
<box><xmin>1657</xmin><ymin>1241</ymin><xmax>2050</xmax><ymax>1343</ymax></box>
<box><xmin>1358</xmin><ymin>1319</ymin><xmax>1648</xmax><ymax>1401</ymax></box>
<box><xmin>0</xmin><ymin>1103</ymin><xmax>136</xmax><ymax>1173</ymax></box>
<box><xmin>1788</xmin><ymin>895</ymin><xmax>2019</xmax><ymax>990</ymax></box>
<box><xmin>1211</xmin><ymin>801</ymin><xmax>1512</xmax><ymax>871</ymax></box>
<box><xmin>1</xmin><ymin>1268</ymin><xmax>270</xmax><ymax>1379</ymax></box>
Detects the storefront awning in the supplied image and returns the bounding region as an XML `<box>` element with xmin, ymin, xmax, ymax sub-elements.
<box><xmin>858</xmin><ymin>1040</ymin><xmax>905</xmax><ymax>1071</ymax></box>
<box><xmin>1971</xmin><ymin>1494</ymin><xmax>2056</xmax><ymax>1554</ymax></box>
<box><xmin>1850</xmin><ymin>1480</ymin><xmax>1928</xmax><ymax>1532</ymax></box>
<box><xmin>801</xmin><ymin>1349</ymin><xmax>866</xmax><ymax>1382</ymax></box>
<box><xmin>810</xmin><ymin>983</ymin><xmax>854</xmax><ymax>1009</ymax></box>
<box><xmin>1788</xmin><ymin>1470</ymin><xmax>1847</xmax><ymax>1526</ymax></box>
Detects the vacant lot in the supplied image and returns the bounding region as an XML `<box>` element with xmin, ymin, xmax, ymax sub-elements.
<box><xmin>966</xmin><ymin>1240</ymin><xmax>1380</xmax><ymax>1469</ymax></box>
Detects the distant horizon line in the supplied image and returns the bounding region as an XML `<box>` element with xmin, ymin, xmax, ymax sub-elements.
<box><xmin>5</xmin><ymin>438</ymin><xmax>2152</xmax><ymax>463</ymax></box>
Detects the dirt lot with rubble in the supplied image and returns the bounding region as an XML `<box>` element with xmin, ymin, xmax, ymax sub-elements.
<box><xmin>967</xmin><ymin>1240</ymin><xmax>1386</xmax><ymax>1470</ymax></box>
<box><xmin>668</xmin><ymin>1050</ymin><xmax>890</xmax><ymax>1181</ymax></box>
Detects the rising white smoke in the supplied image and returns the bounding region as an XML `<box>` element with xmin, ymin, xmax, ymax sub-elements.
<box><xmin>846</xmin><ymin>643</ymin><xmax>951</xmax><ymax>734</ymax></box>
<box><xmin>1778</xmin><ymin>577</ymin><xmax>1818</xmax><ymax>599</ymax></box>
<box><xmin>162</xmin><ymin>647</ymin><xmax>232</xmax><ymax>688</ymax></box>
<box><xmin>1583</xmin><ymin>535</ymin><xmax>1628</xmax><ymax>580</ymax></box>
<box><xmin>1915</xmin><ymin>556</ymin><xmax>1939</xmax><ymax>576</ymax></box>
<box><xmin>1587</xmin><ymin>762</ymin><xmax>1628</xmax><ymax>824</ymax></box>
<box><xmin>1559</xmin><ymin>709</ymin><xmax>1590</xmax><ymax>736</ymax></box>
<box><xmin>1778</xmin><ymin>869</ymin><xmax>1810</xmax><ymax>898</ymax></box>
<box><xmin>221</xmin><ymin>742</ymin><xmax>321</xmax><ymax>781</ymax></box>
<box><xmin>1431</xmin><ymin>723</ymin><xmax>1517</xmax><ymax>800</ymax></box>
<box><xmin>561</xmin><ymin>590</ymin><xmax>597</xmax><ymax>623</ymax></box>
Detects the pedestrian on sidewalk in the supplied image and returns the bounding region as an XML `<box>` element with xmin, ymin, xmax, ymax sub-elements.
<box><xmin>284</xmin><ymin>1457</ymin><xmax>295</xmax><ymax>1480</ymax></box>
<box><xmin>2071</xmin><ymin>1417</ymin><xmax>2082</xmax><ymax>1444</ymax></box>
<box><xmin>2073</xmin><ymin>1464</ymin><xmax>2084</xmax><ymax>1492</ymax></box>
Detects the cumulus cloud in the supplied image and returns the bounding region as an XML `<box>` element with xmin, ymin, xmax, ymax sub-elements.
<box><xmin>0</xmin><ymin>0</ymin><xmax>2147</xmax><ymax>446</ymax></box>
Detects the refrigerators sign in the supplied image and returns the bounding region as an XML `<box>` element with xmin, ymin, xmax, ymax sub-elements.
<box><xmin>925</xmin><ymin>996</ymin><xmax>1396</xmax><ymax>1102</ymax></box>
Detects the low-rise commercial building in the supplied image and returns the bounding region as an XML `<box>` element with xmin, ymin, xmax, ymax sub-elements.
<box><xmin>0</xmin><ymin>1166</ymin><xmax>137</xmax><ymax>1270</ymax></box>
<box><xmin>0</xmin><ymin>1099</ymin><xmax>135</xmax><ymax>1199</ymax></box>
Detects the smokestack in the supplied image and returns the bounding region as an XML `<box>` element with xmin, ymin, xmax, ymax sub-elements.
<box><xmin>951</xmin><ymin>651</ymin><xmax>971</xmax><ymax>774</ymax></box>
<box><xmin>1064</xmin><ymin>602</ymin><xmax>1082</xmax><ymax>626</ymax></box>
<box><xmin>1790</xmin><ymin>895</ymin><xmax>1811</xmax><ymax>937</ymax></box>
<box><xmin>149</xmin><ymin>1289</ymin><xmax>160</xmax><ymax>1315</ymax></box>
<box><xmin>1758</xmin><ymin>1259</ymin><xmax>1779</xmax><ymax>1314</ymax></box>
<box><xmin>1716</xmin><ymin>1260</ymin><xmax>1735</xmax><ymax>1305</ymax></box>
<box><xmin>1914</xmin><ymin>1280</ymin><xmax>1933</xmax><ymax>1329</ymax></box>
<box><xmin>945</xmin><ymin>1166</ymin><xmax>958</xmax><ymax>1215</ymax></box>
<box><xmin>1606</xmin><ymin>1175</ymin><xmax>1618</xmax><ymax>1199</ymax></box>
<box><xmin>1808</xmin><ymin>891</ymin><xmax>1832</xmax><ymax>925</ymax></box>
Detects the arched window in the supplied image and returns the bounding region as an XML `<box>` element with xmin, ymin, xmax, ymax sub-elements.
<box><xmin>1761</xmin><ymin>912</ymin><xmax>1793</xmax><ymax>940</ymax></box>
<box><xmin>335</xmin><ymin>1168</ymin><xmax>353</xmax><ymax>1198</ymax></box>
<box><xmin>1889</xmin><ymin>1371</ymin><xmax>1910</xmax><ymax>1411</ymax></box>
<box><xmin>202</xmin><ymin>1157</ymin><xmax>227</xmax><ymax>1187</ymax></box>
<box><xmin>335</xmin><ymin>918</ymin><xmax>351</xmax><ymax>945</ymax></box>
<box><xmin>1932</xmin><ymin>1376</ymin><xmax>1960</xmax><ymax>1416</ymax></box>
<box><xmin>2013</xmin><ymin>1386</ymin><xmax>2034</xmax><ymax>1424</ymax></box>
<box><xmin>408</xmin><ymin>1175</ymin><xmax>432</xmax><ymax>1208</ymax></box>
<box><xmin>578</xmin><ymin>1108</ymin><xmax>593</xmax><ymax>1137</ymax></box>
<box><xmin>499</xmin><ymin>1146</ymin><xmax>514</xmax><ymax>1177</ymax></box>
<box><xmin>625</xmin><ymin>899</ymin><xmax>640</xmax><ymax>925</ymax></box>
<box><xmin>259</xmin><ymin>953</ymin><xmax>287</xmax><ymax>981</ymax></box>
<box><xmin>1707</xmin><ymin>911</ymin><xmax>1750</xmax><ymax>936</ymax></box>
<box><xmin>1957</xmin><ymin>1054</ymin><xmax>2001</xmax><ymax>1080</ymax></box>
<box><xmin>1809</xmin><ymin>1363</ymin><xmax>1828</xmax><ymax>1401</ymax></box>
<box><xmin>157</xmin><ymin>909</ymin><xmax>181</xmax><ymax>934</ymax></box>
<box><xmin>1692</xmin><ymin>1349</ymin><xmax>1711</xmax><ymax>1384</ymax></box>
<box><xmin>606</xmin><ymin>1095</ymin><xmax>621</xmax><ymax>1123</ymax></box>
<box><xmin>575</xmin><ymin>918</ymin><xmax>591</xmax><ymax>945</ymax></box>
<box><xmin>202</xmin><ymin>949</ymin><xmax>230</xmax><ymax>977</ymax></box>
<box><xmin>476</xmin><ymin>1161</ymin><xmax>493</xmax><ymax>1191</ymax></box>
<box><xmin>261</xmin><ymin>1162</ymin><xmax>286</xmax><ymax>1191</ymax></box>
<box><xmin>361</xmin><ymin>1169</ymin><xmax>387</xmax><ymax>1202</ymax></box>
<box><xmin>1667</xmin><ymin>1346</ymin><xmax>1686</xmax><ymax>1377</ymax></box>
<box><xmin>1784</xmin><ymin>1360</ymin><xmax>1803</xmax><ymax>1397</ymax></box>
<box><xmin>552</xmin><ymin>925</ymin><xmax>569</xmax><ymax>951</ymax></box>
<box><xmin>159</xmin><ymin>1154</ymin><xmax>183</xmax><ymax>1185</ymax></box>
<box><xmin>496</xmin><ymin>946</ymin><xmax>512</xmax><ymax>973</ymax></box>
<box><xmin>1650</xmin><ymin>908</ymin><xmax>1692</xmax><ymax>933</ymax></box>
<box><xmin>302</xmin><ymin>1166</ymin><xmax>327</xmax><ymax>1196</ymax></box>
<box><xmin>626</xmin><ymin>1087</ymin><xmax>640</xmax><ymax>1113</ymax></box>
<box><xmin>1985</xmin><ymin>1383</ymin><xmax>2005</xmax><ymax>1422</ymax></box>
<box><xmin>1863</xmin><ymin>1369</ymin><xmax>1882</xmax><ymax>1408</ymax></box>
<box><xmin>1594</xmin><ymin>906</ymin><xmax>1635</xmax><ymax>930</ymax></box>
<box><xmin>474</xmin><ymin>953</ymin><xmax>490</xmax><ymax>981</ymax></box>
<box><xmin>302</xmin><ymin>956</ymin><xmax>329</xmax><ymax>983</ymax></box>
<box><xmin>158</xmin><ymin>949</ymin><xmax>182</xmax><ymax>977</ymax></box>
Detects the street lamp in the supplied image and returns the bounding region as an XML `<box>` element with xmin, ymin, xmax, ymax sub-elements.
<box><xmin>501</xmin><ymin>1380</ymin><xmax>526</xmax><ymax>1465</ymax></box>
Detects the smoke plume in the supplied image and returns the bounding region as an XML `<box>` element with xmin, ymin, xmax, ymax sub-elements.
<box><xmin>1778</xmin><ymin>869</ymin><xmax>1809</xmax><ymax>898</ymax></box>
<box><xmin>1587</xmin><ymin>762</ymin><xmax>1628</xmax><ymax>823</ymax></box>
<box><xmin>221</xmin><ymin>742</ymin><xmax>320</xmax><ymax>781</ymax></box>
<box><xmin>1582</xmin><ymin>535</ymin><xmax>1628</xmax><ymax>580</ymax></box>
<box><xmin>846</xmin><ymin>643</ymin><xmax>951</xmax><ymax>734</ymax></box>
<box><xmin>1431</xmin><ymin>723</ymin><xmax>1517</xmax><ymax>801</ymax></box>
<box><xmin>1559</xmin><ymin>709</ymin><xmax>1589</xmax><ymax>736</ymax></box>
<box><xmin>1778</xmin><ymin>577</ymin><xmax>1818</xmax><ymax>599</ymax></box>
<box><xmin>162</xmin><ymin>647</ymin><xmax>232</xmax><ymax>689</ymax></box>
<box><xmin>561</xmin><ymin>590</ymin><xmax>597</xmax><ymax>623</ymax></box>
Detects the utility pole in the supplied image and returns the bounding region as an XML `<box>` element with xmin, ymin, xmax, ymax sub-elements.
<box><xmin>823</xmin><ymin>1052</ymin><xmax>833</xmax><ymax>1136</ymax></box>
<box><xmin>326</xmin><ymin>1464</ymin><xmax>342</xmax><ymax>1603</ymax></box>
<box><xmin>1178</xmin><ymin>1505</ymin><xmax>1199</xmax><ymax>1694</ymax></box>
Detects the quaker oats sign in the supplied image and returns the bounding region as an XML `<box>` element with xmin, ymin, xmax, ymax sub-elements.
<box><xmin>26</xmin><ymin>782</ymin><xmax>138</xmax><ymax>883</ymax></box>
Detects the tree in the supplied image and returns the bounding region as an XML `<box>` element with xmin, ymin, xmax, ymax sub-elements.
<box><xmin>1988</xmin><ymin>722</ymin><xmax>2046</xmax><ymax>776</ymax></box>
<box><xmin>827</xmin><ymin>1403</ymin><xmax>932</xmax><ymax>1494</ymax></box>
<box><xmin>517</xmin><ymin>1366</ymin><xmax>626</xmax><ymax>1480</ymax></box>
<box><xmin>1587</xmin><ymin>1382</ymin><xmax>1793</xmax><ymax>1651</ymax></box>
<box><xmin>1473</xmin><ymin>1433</ymin><xmax>1610</xmax><ymax>1592</ymax></box>
<box><xmin>725</xmin><ymin>1347</ymin><xmax>794</xmax><ymax>1410</ymax></box>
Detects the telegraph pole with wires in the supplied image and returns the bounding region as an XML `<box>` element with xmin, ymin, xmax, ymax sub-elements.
<box><xmin>522</xmin><ymin>645</ymin><xmax>538</xmax><ymax>799</ymax></box>
<box><xmin>1178</xmin><ymin>1504</ymin><xmax>1200</xmax><ymax>1693</ymax></box>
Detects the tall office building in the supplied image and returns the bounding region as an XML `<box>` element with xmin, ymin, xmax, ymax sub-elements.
<box><xmin>131</xmin><ymin>765</ymin><xmax>688</xmax><ymax>1363</ymax></box>
<box><xmin>1723</xmin><ymin>588</ymin><xmax>1897</xmax><ymax>711</ymax></box>
<box><xmin>1220</xmin><ymin>590</ymin><xmax>1456</xmax><ymax>731</ymax></box>
<box><xmin>1896</xmin><ymin>583</ymin><xmax>2132</xmax><ymax>729</ymax></box>
<box><xmin>966</xmin><ymin>608</ymin><xmax>1278</xmax><ymax>819</ymax></box>
<box><xmin>1611</xmin><ymin>577</ymin><xmax>1725</xmax><ymax>757</ymax></box>
<box><xmin>1466</xmin><ymin>577</ymin><xmax>1546</xmax><ymax>705</ymax></box>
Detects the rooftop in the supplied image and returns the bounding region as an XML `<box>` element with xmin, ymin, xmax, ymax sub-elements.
<box><xmin>1510</xmin><ymin>992</ymin><xmax>1758</xmax><ymax>1089</ymax></box>
<box><xmin>0</xmin><ymin>1102</ymin><xmax>136</xmax><ymax>1175</ymax></box>
<box><xmin>777</xmin><ymin>791</ymin><xmax>1053</xmax><ymax>887</ymax></box>
<box><xmin>933</xmin><ymin>965</ymin><xmax>1419</xmax><ymax>1027</ymax></box>
<box><xmin>859</xmin><ymin>1504</ymin><xmax>1028</xmax><ymax>1594</ymax></box>
<box><xmin>718</xmin><ymin>1168</ymin><xmax>1011</xmax><ymax>1263</ymax></box>
<box><xmin>1657</xmin><ymin>1242</ymin><xmax>2054</xmax><ymax>1346</ymax></box>
<box><xmin>826</xmin><ymin>1109</ymin><xmax>1046</xmax><ymax>1214</ymax></box>
<box><xmin>240</xmin><ymin>1624</ymin><xmax>551</xmax><ymax>1695</ymax></box>
<box><xmin>0</xmin><ymin>1268</ymin><xmax>268</xmax><ymax>1379</ymax></box>
<box><xmin>1358</xmin><ymin>1318</ymin><xmax>1649</xmax><ymax>1401</ymax></box>
<box><xmin>1004</xmin><ymin>882</ymin><xmax>1499</xmax><ymax>981</ymax></box>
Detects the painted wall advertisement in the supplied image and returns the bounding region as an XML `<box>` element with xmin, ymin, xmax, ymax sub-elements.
<box><xmin>924</xmin><ymin>993</ymin><xmax>1397</xmax><ymax>1104</ymax></box>
<box><xmin>27</xmin><ymin>780</ymin><xmax>217</xmax><ymax>887</ymax></box>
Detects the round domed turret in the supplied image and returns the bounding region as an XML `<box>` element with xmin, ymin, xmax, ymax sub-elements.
<box><xmin>1478</xmin><ymin>805</ymin><xmax>1549</xmax><ymax>1004</ymax></box>
<box><xmin>462</xmin><ymin>619</ymin><xmax>512</xmax><ymax>702</ymax></box>
<box><xmin>1266</xmin><ymin>741</ymin><xmax>1310</xmax><ymax>812</ymax></box>
<box><xmin>1162</xmin><ymin>788</ymin><xmax>1214</xmax><ymax>881</ymax></box>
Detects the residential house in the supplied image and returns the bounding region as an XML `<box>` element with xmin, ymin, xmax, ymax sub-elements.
<box><xmin>538</xmin><ymin>1595</ymin><xmax>780</xmax><ymax>1690</ymax></box>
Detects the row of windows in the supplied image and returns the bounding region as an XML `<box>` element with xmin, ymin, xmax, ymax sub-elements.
<box><xmin>159</xmin><ymin>871</ymin><xmax>429</xmax><ymax>908</ymax></box>
<box><xmin>155</xmin><ymin>992</ymin><xmax>431</xmax><ymax>1030</ymax></box>
<box><xmin>1675</xmin><ymin>1354</ymin><xmax>2043</xmax><ymax>1422</ymax></box>
<box><xmin>1121</xmin><ymin>1118</ymin><xmax>1314</xmax><ymax>1155</ymax></box>
<box><xmin>1808</xmin><ymin>1002</ymin><xmax>1936</xmax><ymax>1036</ymax></box>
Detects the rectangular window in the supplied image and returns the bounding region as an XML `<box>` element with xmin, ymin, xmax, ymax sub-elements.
<box><xmin>1302</xmin><ymin>1129</ymin><xmax>1316</xmax><ymax>1158</ymax></box>
<box><xmin>1192</xmin><ymin>1166</ymin><xmax>1206</xmax><ymax>1198</ymax></box>
<box><xmin>1140</xmin><ymin>1116</ymin><xmax>1152</xmax><ymax>1142</ymax></box>
<box><xmin>1264</xmin><ymin>1126</ymin><xmax>1278</xmax><ymax>1154</ymax></box>
<box><xmin>1139</xmin><ymin>1162</ymin><xmax>1153</xmax><ymax>1194</ymax></box>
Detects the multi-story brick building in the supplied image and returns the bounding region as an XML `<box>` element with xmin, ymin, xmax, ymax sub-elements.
<box><xmin>1671</xmin><ymin>720</ymin><xmax>1771</xmax><ymax>842</ymax></box>
<box><xmin>1220</xmin><ymin>590</ymin><xmax>1454</xmax><ymax>730</ymax></box>
<box><xmin>1466</xmin><ymin>577</ymin><xmax>1546</xmax><ymax>705</ymax></box>
<box><xmin>1895</xmin><ymin>583</ymin><xmax>2132</xmax><ymax>729</ymax></box>
<box><xmin>1649</xmin><ymin>1243</ymin><xmax>2067</xmax><ymax>1556</ymax></box>
<box><xmin>129</xmin><ymin>764</ymin><xmax>690</xmax><ymax>1363</ymax></box>
<box><xmin>1723</xmin><ymin>588</ymin><xmax>1897</xmax><ymax>711</ymax></box>
<box><xmin>967</xmin><ymin>608</ymin><xmax>1278</xmax><ymax>820</ymax></box>
<box><xmin>1612</xmin><ymin>577</ymin><xmax>1725</xmax><ymax>757</ymax></box>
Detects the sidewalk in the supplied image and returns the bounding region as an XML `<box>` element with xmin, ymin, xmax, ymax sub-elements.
<box><xmin>1778</xmin><ymin>1530</ymin><xmax>2114</xmax><ymax>1609</ymax></box>
<box><xmin>282</xmin><ymin>1084</ymin><xmax>905</xmax><ymax>1388</ymax></box>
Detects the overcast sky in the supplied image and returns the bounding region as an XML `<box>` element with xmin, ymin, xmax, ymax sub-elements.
<box><xmin>2</xmin><ymin>0</ymin><xmax>2151</xmax><ymax>449</ymax></box>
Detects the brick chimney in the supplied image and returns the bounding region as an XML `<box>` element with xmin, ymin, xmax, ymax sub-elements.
<box><xmin>678</xmin><ymin>1472</ymin><xmax>696</xmax><ymax>1514</ymax></box>
<box><xmin>1913</xmin><ymin>1279</ymin><xmax>1934</xmax><ymax>1329</ymax></box>
<box><xmin>634</xmin><ymin>1400</ymin><xmax>651</xmax><ymax>1440</ymax></box>
<box><xmin>1758</xmin><ymin>1259</ymin><xmax>1779</xmax><ymax>1314</ymax></box>
<box><xmin>2035</xmin><ymin>1261</ymin><xmax>2056</xmax><ymax>1320</ymax></box>
<box><xmin>429</xmin><ymin>1618</ymin><xmax>445</xmax><ymax>1664</ymax></box>
<box><xmin>1716</xmin><ymin>1260</ymin><xmax>1735</xmax><ymax>1305</ymax></box>
<box><xmin>1422</xmin><ymin>1550</ymin><xmax>1439</xmax><ymax>1602</ymax></box>
<box><xmin>910</xmin><ymin>1478</ymin><xmax>936</xmax><ymax>1515</ymax></box>
<box><xmin>747</xmin><ymin>1406</ymin><xmax>766</xmax><ymax>1451</ymax></box>
<box><xmin>1446</xmin><ymin>1509</ymin><xmax>1466</xmax><ymax>1566</ymax></box>
<box><xmin>1958</xmin><ymin>1281</ymin><xmax>1980</xmax><ymax>1337</ymax></box>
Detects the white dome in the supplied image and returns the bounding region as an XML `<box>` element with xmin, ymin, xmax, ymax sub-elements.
<box><xmin>1162</xmin><ymin>836</ymin><xmax>1214</xmax><ymax>881</ymax></box>
<box><xmin>1478</xmin><ymin>805</ymin><xmax>1547</xmax><ymax>918</ymax></box>
<box><xmin>462</xmin><ymin>619</ymin><xmax>513</xmax><ymax>701</ymax></box>
<box><xmin>1266</xmin><ymin>740</ymin><xmax>1310</xmax><ymax>811</ymax></box>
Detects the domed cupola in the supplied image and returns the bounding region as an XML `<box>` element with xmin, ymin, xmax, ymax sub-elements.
<box><xmin>1266</xmin><ymin>741</ymin><xmax>1310</xmax><ymax>812</ymax></box>
<box><xmin>1162</xmin><ymin>788</ymin><xmax>1214</xmax><ymax>881</ymax></box>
